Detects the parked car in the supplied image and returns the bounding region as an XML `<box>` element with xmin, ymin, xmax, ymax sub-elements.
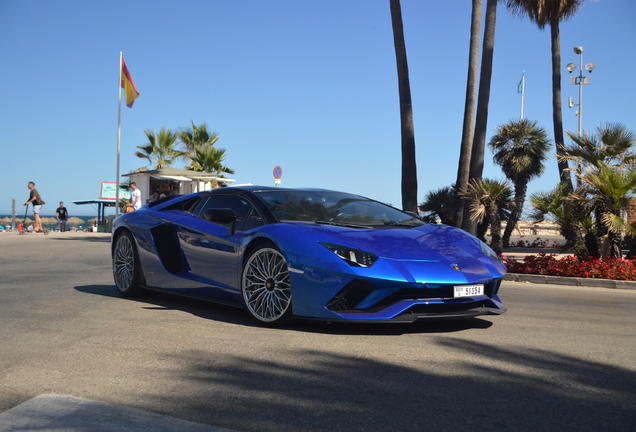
<box><xmin>111</xmin><ymin>186</ymin><xmax>506</xmax><ymax>326</ymax></box>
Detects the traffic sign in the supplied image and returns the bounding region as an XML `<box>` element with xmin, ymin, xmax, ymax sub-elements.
<box><xmin>273</xmin><ymin>166</ymin><xmax>282</xmax><ymax>179</ymax></box>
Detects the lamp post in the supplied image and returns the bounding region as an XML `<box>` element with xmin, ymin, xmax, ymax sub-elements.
<box><xmin>566</xmin><ymin>46</ymin><xmax>595</xmax><ymax>138</ymax></box>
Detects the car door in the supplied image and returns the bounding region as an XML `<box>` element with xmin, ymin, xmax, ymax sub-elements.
<box><xmin>177</xmin><ymin>194</ymin><xmax>256</xmax><ymax>292</ymax></box>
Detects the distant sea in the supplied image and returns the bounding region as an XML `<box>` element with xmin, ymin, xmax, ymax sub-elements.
<box><xmin>1</xmin><ymin>214</ymin><xmax>99</xmax><ymax>221</ymax></box>
<box><xmin>1</xmin><ymin>214</ymin><xmax>109</xmax><ymax>230</ymax></box>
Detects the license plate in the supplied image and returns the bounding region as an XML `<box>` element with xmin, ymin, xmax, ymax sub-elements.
<box><xmin>454</xmin><ymin>284</ymin><xmax>484</xmax><ymax>298</ymax></box>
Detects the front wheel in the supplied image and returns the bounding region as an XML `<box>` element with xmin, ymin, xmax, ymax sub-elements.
<box><xmin>241</xmin><ymin>244</ymin><xmax>292</xmax><ymax>326</ymax></box>
<box><xmin>113</xmin><ymin>231</ymin><xmax>142</xmax><ymax>296</ymax></box>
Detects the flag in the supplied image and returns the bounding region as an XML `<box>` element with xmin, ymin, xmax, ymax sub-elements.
<box><xmin>517</xmin><ymin>72</ymin><xmax>524</xmax><ymax>94</ymax></box>
<box><xmin>121</xmin><ymin>58</ymin><xmax>139</xmax><ymax>108</ymax></box>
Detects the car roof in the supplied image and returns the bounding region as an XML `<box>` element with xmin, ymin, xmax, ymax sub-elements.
<box><xmin>222</xmin><ymin>185</ymin><xmax>335</xmax><ymax>194</ymax></box>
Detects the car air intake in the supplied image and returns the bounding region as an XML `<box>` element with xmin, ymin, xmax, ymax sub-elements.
<box><xmin>326</xmin><ymin>280</ymin><xmax>374</xmax><ymax>312</ymax></box>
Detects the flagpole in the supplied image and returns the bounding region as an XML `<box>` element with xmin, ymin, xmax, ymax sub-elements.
<box><xmin>520</xmin><ymin>70</ymin><xmax>525</xmax><ymax>120</ymax></box>
<box><xmin>116</xmin><ymin>51</ymin><xmax>122</xmax><ymax>217</ymax></box>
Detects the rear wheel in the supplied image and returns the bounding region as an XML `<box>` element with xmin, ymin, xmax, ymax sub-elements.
<box><xmin>241</xmin><ymin>244</ymin><xmax>292</xmax><ymax>325</ymax></box>
<box><xmin>113</xmin><ymin>231</ymin><xmax>142</xmax><ymax>296</ymax></box>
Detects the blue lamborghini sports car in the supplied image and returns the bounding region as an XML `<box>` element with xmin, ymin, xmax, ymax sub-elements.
<box><xmin>111</xmin><ymin>186</ymin><xmax>506</xmax><ymax>325</ymax></box>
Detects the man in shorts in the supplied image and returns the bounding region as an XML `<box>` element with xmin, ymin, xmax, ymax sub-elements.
<box><xmin>24</xmin><ymin>181</ymin><xmax>45</xmax><ymax>232</ymax></box>
<box><xmin>128</xmin><ymin>182</ymin><xmax>142</xmax><ymax>211</ymax></box>
<box><xmin>56</xmin><ymin>201</ymin><xmax>69</xmax><ymax>232</ymax></box>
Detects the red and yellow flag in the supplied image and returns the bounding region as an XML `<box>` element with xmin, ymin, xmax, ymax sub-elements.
<box><xmin>121</xmin><ymin>58</ymin><xmax>139</xmax><ymax>108</ymax></box>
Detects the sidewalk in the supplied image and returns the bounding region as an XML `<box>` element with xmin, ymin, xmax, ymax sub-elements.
<box><xmin>0</xmin><ymin>395</ymin><xmax>237</xmax><ymax>432</ymax></box>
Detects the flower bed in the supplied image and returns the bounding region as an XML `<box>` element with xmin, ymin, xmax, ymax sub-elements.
<box><xmin>504</xmin><ymin>253</ymin><xmax>636</xmax><ymax>281</ymax></box>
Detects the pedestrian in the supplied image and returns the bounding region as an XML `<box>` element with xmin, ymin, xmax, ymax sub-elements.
<box><xmin>127</xmin><ymin>182</ymin><xmax>141</xmax><ymax>212</ymax></box>
<box><xmin>56</xmin><ymin>201</ymin><xmax>69</xmax><ymax>232</ymax></box>
<box><xmin>24</xmin><ymin>181</ymin><xmax>46</xmax><ymax>232</ymax></box>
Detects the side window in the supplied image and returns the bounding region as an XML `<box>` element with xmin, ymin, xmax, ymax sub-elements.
<box><xmin>243</xmin><ymin>209</ymin><xmax>265</xmax><ymax>231</ymax></box>
<box><xmin>199</xmin><ymin>195</ymin><xmax>259</xmax><ymax>231</ymax></box>
<box><xmin>191</xmin><ymin>197</ymin><xmax>209</xmax><ymax>217</ymax></box>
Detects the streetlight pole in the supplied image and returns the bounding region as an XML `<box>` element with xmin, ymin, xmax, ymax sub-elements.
<box><xmin>566</xmin><ymin>46</ymin><xmax>595</xmax><ymax>138</ymax></box>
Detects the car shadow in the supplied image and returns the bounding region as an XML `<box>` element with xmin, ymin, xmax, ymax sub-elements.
<box><xmin>74</xmin><ymin>284</ymin><xmax>494</xmax><ymax>335</ymax></box>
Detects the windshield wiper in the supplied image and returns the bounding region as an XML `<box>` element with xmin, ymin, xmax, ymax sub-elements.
<box><xmin>383</xmin><ymin>220</ymin><xmax>423</xmax><ymax>227</ymax></box>
<box><xmin>315</xmin><ymin>220</ymin><xmax>371</xmax><ymax>229</ymax></box>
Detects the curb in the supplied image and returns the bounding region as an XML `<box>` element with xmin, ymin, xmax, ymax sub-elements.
<box><xmin>504</xmin><ymin>273</ymin><xmax>636</xmax><ymax>290</ymax></box>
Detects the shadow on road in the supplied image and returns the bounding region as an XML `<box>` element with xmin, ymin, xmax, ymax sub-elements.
<box><xmin>74</xmin><ymin>284</ymin><xmax>494</xmax><ymax>335</ymax></box>
<box><xmin>49</xmin><ymin>236</ymin><xmax>111</xmax><ymax>243</ymax></box>
<box><xmin>142</xmin><ymin>343</ymin><xmax>636</xmax><ymax>432</ymax></box>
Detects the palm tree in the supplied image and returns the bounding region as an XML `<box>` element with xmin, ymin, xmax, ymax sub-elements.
<box><xmin>189</xmin><ymin>143</ymin><xmax>235</xmax><ymax>187</ymax></box>
<box><xmin>419</xmin><ymin>185</ymin><xmax>456</xmax><ymax>225</ymax></box>
<box><xmin>135</xmin><ymin>127</ymin><xmax>185</xmax><ymax>170</ymax></box>
<box><xmin>453</xmin><ymin>0</ymin><xmax>483</xmax><ymax>229</ymax></box>
<box><xmin>390</xmin><ymin>0</ymin><xmax>418</xmax><ymax>213</ymax></box>
<box><xmin>462</xmin><ymin>178</ymin><xmax>512</xmax><ymax>254</ymax></box>
<box><xmin>179</xmin><ymin>121</ymin><xmax>220</xmax><ymax>168</ymax></box>
<box><xmin>564</xmin><ymin>122</ymin><xmax>636</xmax><ymax>170</ymax></box>
<box><xmin>564</xmin><ymin>122</ymin><xmax>636</xmax><ymax>255</ymax></box>
<box><xmin>506</xmin><ymin>0</ymin><xmax>585</xmax><ymax>187</ymax></box>
<box><xmin>488</xmin><ymin>118</ymin><xmax>551</xmax><ymax>245</ymax></box>
<box><xmin>529</xmin><ymin>182</ymin><xmax>588</xmax><ymax>258</ymax></box>
<box><xmin>572</xmin><ymin>163</ymin><xmax>636</xmax><ymax>258</ymax></box>
<box><xmin>463</xmin><ymin>0</ymin><xmax>499</xmax><ymax>235</ymax></box>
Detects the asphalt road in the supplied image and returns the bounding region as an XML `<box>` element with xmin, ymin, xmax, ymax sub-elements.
<box><xmin>1</xmin><ymin>232</ymin><xmax>635</xmax><ymax>431</ymax></box>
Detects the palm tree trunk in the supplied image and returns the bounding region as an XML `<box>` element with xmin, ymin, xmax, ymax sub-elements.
<box><xmin>609</xmin><ymin>230</ymin><xmax>622</xmax><ymax>259</ymax></box>
<box><xmin>453</xmin><ymin>0</ymin><xmax>482</xmax><ymax>229</ymax></box>
<box><xmin>463</xmin><ymin>0</ymin><xmax>497</xmax><ymax>235</ymax></box>
<box><xmin>487</xmin><ymin>202</ymin><xmax>503</xmax><ymax>254</ymax></box>
<box><xmin>550</xmin><ymin>21</ymin><xmax>572</xmax><ymax>188</ymax></box>
<box><xmin>390</xmin><ymin>0</ymin><xmax>418</xmax><ymax>213</ymax></box>
<box><xmin>502</xmin><ymin>182</ymin><xmax>526</xmax><ymax>246</ymax></box>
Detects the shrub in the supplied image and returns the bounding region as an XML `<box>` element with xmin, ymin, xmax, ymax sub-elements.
<box><xmin>504</xmin><ymin>253</ymin><xmax>636</xmax><ymax>281</ymax></box>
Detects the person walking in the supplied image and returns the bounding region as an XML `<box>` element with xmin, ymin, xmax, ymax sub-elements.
<box><xmin>56</xmin><ymin>201</ymin><xmax>69</xmax><ymax>232</ymax></box>
<box><xmin>128</xmin><ymin>182</ymin><xmax>142</xmax><ymax>211</ymax></box>
<box><xmin>24</xmin><ymin>181</ymin><xmax>46</xmax><ymax>232</ymax></box>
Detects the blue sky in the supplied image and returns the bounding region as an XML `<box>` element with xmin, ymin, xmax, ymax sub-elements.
<box><xmin>1</xmin><ymin>0</ymin><xmax>635</xmax><ymax>217</ymax></box>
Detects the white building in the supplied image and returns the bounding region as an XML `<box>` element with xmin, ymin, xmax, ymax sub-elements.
<box><xmin>122</xmin><ymin>168</ymin><xmax>234</xmax><ymax>205</ymax></box>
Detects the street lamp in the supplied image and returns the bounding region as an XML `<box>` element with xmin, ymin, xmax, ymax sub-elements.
<box><xmin>566</xmin><ymin>46</ymin><xmax>596</xmax><ymax>138</ymax></box>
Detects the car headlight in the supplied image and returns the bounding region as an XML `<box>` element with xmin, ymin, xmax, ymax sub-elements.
<box><xmin>479</xmin><ymin>240</ymin><xmax>502</xmax><ymax>262</ymax></box>
<box><xmin>319</xmin><ymin>242</ymin><xmax>378</xmax><ymax>267</ymax></box>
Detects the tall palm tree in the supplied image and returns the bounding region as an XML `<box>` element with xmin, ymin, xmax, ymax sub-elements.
<box><xmin>506</xmin><ymin>0</ymin><xmax>585</xmax><ymax>188</ymax></box>
<box><xmin>135</xmin><ymin>127</ymin><xmax>185</xmax><ymax>170</ymax></box>
<box><xmin>488</xmin><ymin>118</ymin><xmax>551</xmax><ymax>244</ymax></box>
<box><xmin>390</xmin><ymin>0</ymin><xmax>418</xmax><ymax>213</ymax></box>
<box><xmin>419</xmin><ymin>185</ymin><xmax>456</xmax><ymax>225</ymax></box>
<box><xmin>179</xmin><ymin>121</ymin><xmax>220</xmax><ymax>168</ymax></box>
<box><xmin>453</xmin><ymin>0</ymin><xmax>483</xmax><ymax>229</ymax></box>
<box><xmin>462</xmin><ymin>178</ymin><xmax>512</xmax><ymax>254</ymax></box>
<box><xmin>463</xmin><ymin>0</ymin><xmax>499</xmax><ymax>235</ymax></box>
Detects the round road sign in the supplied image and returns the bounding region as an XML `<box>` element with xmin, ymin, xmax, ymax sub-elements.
<box><xmin>273</xmin><ymin>166</ymin><xmax>282</xmax><ymax>179</ymax></box>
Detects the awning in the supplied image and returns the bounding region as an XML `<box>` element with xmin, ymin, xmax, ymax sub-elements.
<box><xmin>189</xmin><ymin>176</ymin><xmax>218</xmax><ymax>180</ymax></box>
<box><xmin>150</xmin><ymin>175</ymin><xmax>192</xmax><ymax>182</ymax></box>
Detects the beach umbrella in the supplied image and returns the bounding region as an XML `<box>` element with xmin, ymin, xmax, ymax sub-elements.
<box><xmin>67</xmin><ymin>217</ymin><xmax>85</xmax><ymax>225</ymax></box>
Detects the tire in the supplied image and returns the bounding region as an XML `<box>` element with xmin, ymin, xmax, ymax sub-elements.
<box><xmin>113</xmin><ymin>231</ymin><xmax>142</xmax><ymax>296</ymax></box>
<box><xmin>241</xmin><ymin>244</ymin><xmax>292</xmax><ymax>325</ymax></box>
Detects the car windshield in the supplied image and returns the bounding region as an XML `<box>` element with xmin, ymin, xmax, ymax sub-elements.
<box><xmin>254</xmin><ymin>190</ymin><xmax>424</xmax><ymax>227</ymax></box>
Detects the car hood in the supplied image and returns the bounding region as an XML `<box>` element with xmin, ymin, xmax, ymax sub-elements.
<box><xmin>307</xmin><ymin>223</ymin><xmax>484</xmax><ymax>262</ymax></box>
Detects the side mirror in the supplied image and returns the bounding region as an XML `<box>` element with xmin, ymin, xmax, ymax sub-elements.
<box><xmin>204</xmin><ymin>208</ymin><xmax>237</xmax><ymax>235</ymax></box>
